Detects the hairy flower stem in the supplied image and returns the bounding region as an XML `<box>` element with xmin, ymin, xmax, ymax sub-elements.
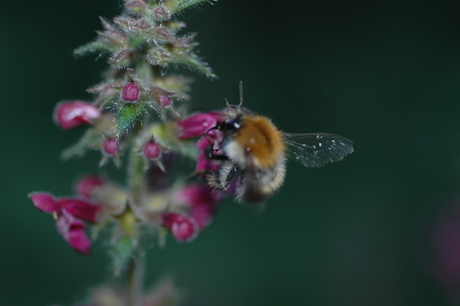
<box><xmin>126</xmin><ymin>119</ymin><xmax>147</xmax><ymax>306</ymax></box>
<box><xmin>125</xmin><ymin>238</ymin><xmax>145</xmax><ymax>306</ymax></box>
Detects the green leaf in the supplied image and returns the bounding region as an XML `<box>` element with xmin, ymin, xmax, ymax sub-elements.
<box><xmin>166</xmin><ymin>0</ymin><xmax>215</xmax><ymax>15</ymax></box>
<box><xmin>111</xmin><ymin>236</ymin><xmax>136</xmax><ymax>276</ymax></box>
<box><xmin>117</xmin><ymin>101</ymin><xmax>146</xmax><ymax>137</ymax></box>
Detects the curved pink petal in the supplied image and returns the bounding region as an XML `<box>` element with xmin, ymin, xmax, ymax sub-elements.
<box><xmin>29</xmin><ymin>192</ymin><xmax>60</xmax><ymax>212</ymax></box>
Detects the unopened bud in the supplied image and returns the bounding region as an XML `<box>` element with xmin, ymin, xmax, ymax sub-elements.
<box><xmin>53</xmin><ymin>101</ymin><xmax>101</xmax><ymax>130</ymax></box>
<box><xmin>103</xmin><ymin>138</ymin><xmax>118</xmax><ymax>156</ymax></box>
<box><xmin>122</xmin><ymin>81</ymin><xmax>141</xmax><ymax>102</ymax></box>
<box><xmin>109</xmin><ymin>49</ymin><xmax>132</xmax><ymax>68</ymax></box>
<box><xmin>143</xmin><ymin>141</ymin><xmax>161</xmax><ymax>160</ymax></box>
<box><xmin>153</xmin><ymin>5</ymin><xmax>170</xmax><ymax>21</ymax></box>
<box><xmin>125</xmin><ymin>0</ymin><xmax>147</xmax><ymax>15</ymax></box>
<box><xmin>159</xmin><ymin>95</ymin><xmax>171</xmax><ymax>107</ymax></box>
<box><xmin>162</xmin><ymin>212</ymin><xmax>198</xmax><ymax>242</ymax></box>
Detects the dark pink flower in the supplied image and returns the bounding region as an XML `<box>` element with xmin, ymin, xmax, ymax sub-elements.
<box><xmin>75</xmin><ymin>175</ymin><xmax>106</xmax><ymax>198</ymax></box>
<box><xmin>122</xmin><ymin>81</ymin><xmax>140</xmax><ymax>102</ymax></box>
<box><xmin>175</xmin><ymin>184</ymin><xmax>218</xmax><ymax>230</ymax></box>
<box><xmin>176</xmin><ymin>112</ymin><xmax>222</xmax><ymax>139</ymax></box>
<box><xmin>53</xmin><ymin>101</ymin><xmax>101</xmax><ymax>130</ymax></box>
<box><xmin>162</xmin><ymin>212</ymin><xmax>198</xmax><ymax>242</ymax></box>
<box><xmin>29</xmin><ymin>192</ymin><xmax>101</xmax><ymax>254</ymax></box>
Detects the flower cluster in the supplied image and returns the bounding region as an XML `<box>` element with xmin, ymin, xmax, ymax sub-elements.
<box><xmin>28</xmin><ymin>1</ymin><xmax>223</xmax><ymax>304</ymax></box>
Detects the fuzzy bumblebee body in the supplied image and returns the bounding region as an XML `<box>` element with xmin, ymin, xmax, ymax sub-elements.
<box><xmin>219</xmin><ymin>113</ymin><xmax>287</xmax><ymax>202</ymax></box>
<box><xmin>205</xmin><ymin>103</ymin><xmax>354</xmax><ymax>203</ymax></box>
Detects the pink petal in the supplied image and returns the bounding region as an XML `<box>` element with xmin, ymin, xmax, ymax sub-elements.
<box><xmin>53</xmin><ymin>101</ymin><xmax>101</xmax><ymax>130</ymax></box>
<box><xmin>58</xmin><ymin>198</ymin><xmax>101</xmax><ymax>223</ymax></box>
<box><xmin>176</xmin><ymin>184</ymin><xmax>218</xmax><ymax>207</ymax></box>
<box><xmin>195</xmin><ymin>152</ymin><xmax>219</xmax><ymax>173</ymax></box>
<box><xmin>28</xmin><ymin>192</ymin><xmax>60</xmax><ymax>212</ymax></box>
<box><xmin>177</xmin><ymin>112</ymin><xmax>222</xmax><ymax>139</ymax></box>
<box><xmin>67</xmin><ymin>228</ymin><xmax>92</xmax><ymax>255</ymax></box>
<box><xmin>56</xmin><ymin>210</ymin><xmax>91</xmax><ymax>255</ymax></box>
<box><xmin>189</xmin><ymin>205</ymin><xmax>214</xmax><ymax>230</ymax></box>
<box><xmin>74</xmin><ymin>175</ymin><xmax>106</xmax><ymax>197</ymax></box>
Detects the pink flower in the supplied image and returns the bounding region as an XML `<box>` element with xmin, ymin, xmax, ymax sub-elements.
<box><xmin>53</xmin><ymin>101</ymin><xmax>101</xmax><ymax>130</ymax></box>
<box><xmin>176</xmin><ymin>112</ymin><xmax>223</xmax><ymax>139</ymax></box>
<box><xmin>29</xmin><ymin>192</ymin><xmax>101</xmax><ymax>254</ymax></box>
<box><xmin>175</xmin><ymin>184</ymin><xmax>219</xmax><ymax>230</ymax></box>
<box><xmin>162</xmin><ymin>212</ymin><xmax>198</xmax><ymax>242</ymax></box>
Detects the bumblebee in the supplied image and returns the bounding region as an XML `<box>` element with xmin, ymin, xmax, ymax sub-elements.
<box><xmin>204</xmin><ymin>86</ymin><xmax>354</xmax><ymax>203</ymax></box>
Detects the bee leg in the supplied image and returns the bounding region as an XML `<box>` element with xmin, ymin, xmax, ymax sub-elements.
<box><xmin>205</xmin><ymin>162</ymin><xmax>238</xmax><ymax>192</ymax></box>
<box><xmin>204</xmin><ymin>143</ymin><xmax>229</xmax><ymax>160</ymax></box>
<box><xmin>223</xmin><ymin>164</ymin><xmax>238</xmax><ymax>188</ymax></box>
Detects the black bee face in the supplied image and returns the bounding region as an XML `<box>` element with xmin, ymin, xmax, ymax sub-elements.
<box><xmin>220</xmin><ymin>114</ymin><xmax>243</xmax><ymax>133</ymax></box>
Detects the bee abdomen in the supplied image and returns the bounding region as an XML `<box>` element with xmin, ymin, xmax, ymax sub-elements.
<box><xmin>237</xmin><ymin>155</ymin><xmax>287</xmax><ymax>203</ymax></box>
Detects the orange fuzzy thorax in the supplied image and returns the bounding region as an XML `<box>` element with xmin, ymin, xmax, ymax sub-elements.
<box><xmin>235</xmin><ymin>115</ymin><xmax>285</xmax><ymax>169</ymax></box>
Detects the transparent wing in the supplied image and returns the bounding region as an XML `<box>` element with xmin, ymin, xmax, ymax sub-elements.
<box><xmin>283</xmin><ymin>133</ymin><xmax>353</xmax><ymax>168</ymax></box>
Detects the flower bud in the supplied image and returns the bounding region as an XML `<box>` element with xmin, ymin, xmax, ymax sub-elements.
<box><xmin>143</xmin><ymin>141</ymin><xmax>161</xmax><ymax>160</ymax></box>
<box><xmin>103</xmin><ymin>138</ymin><xmax>118</xmax><ymax>156</ymax></box>
<box><xmin>125</xmin><ymin>0</ymin><xmax>147</xmax><ymax>15</ymax></box>
<box><xmin>159</xmin><ymin>95</ymin><xmax>171</xmax><ymax>107</ymax></box>
<box><xmin>53</xmin><ymin>101</ymin><xmax>101</xmax><ymax>130</ymax></box>
<box><xmin>177</xmin><ymin>112</ymin><xmax>223</xmax><ymax>139</ymax></box>
<box><xmin>162</xmin><ymin>212</ymin><xmax>198</xmax><ymax>242</ymax></box>
<box><xmin>122</xmin><ymin>81</ymin><xmax>141</xmax><ymax>103</ymax></box>
<box><xmin>153</xmin><ymin>5</ymin><xmax>170</xmax><ymax>21</ymax></box>
<box><xmin>109</xmin><ymin>49</ymin><xmax>132</xmax><ymax>68</ymax></box>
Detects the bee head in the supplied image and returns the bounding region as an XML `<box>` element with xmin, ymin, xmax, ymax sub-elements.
<box><xmin>221</xmin><ymin>114</ymin><xmax>243</xmax><ymax>132</ymax></box>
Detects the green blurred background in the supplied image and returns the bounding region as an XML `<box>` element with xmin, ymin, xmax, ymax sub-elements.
<box><xmin>2</xmin><ymin>0</ymin><xmax>460</xmax><ymax>305</ymax></box>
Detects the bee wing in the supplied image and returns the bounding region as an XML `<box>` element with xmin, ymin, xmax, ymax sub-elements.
<box><xmin>283</xmin><ymin>133</ymin><xmax>353</xmax><ymax>168</ymax></box>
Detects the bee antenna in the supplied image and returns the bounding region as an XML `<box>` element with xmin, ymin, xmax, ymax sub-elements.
<box><xmin>238</xmin><ymin>81</ymin><xmax>243</xmax><ymax>107</ymax></box>
<box><xmin>225</xmin><ymin>98</ymin><xmax>231</xmax><ymax>108</ymax></box>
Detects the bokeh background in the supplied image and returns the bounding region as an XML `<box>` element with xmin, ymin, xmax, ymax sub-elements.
<box><xmin>3</xmin><ymin>0</ymin><xmax>460</xmax><ymax>305</ymax></box>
